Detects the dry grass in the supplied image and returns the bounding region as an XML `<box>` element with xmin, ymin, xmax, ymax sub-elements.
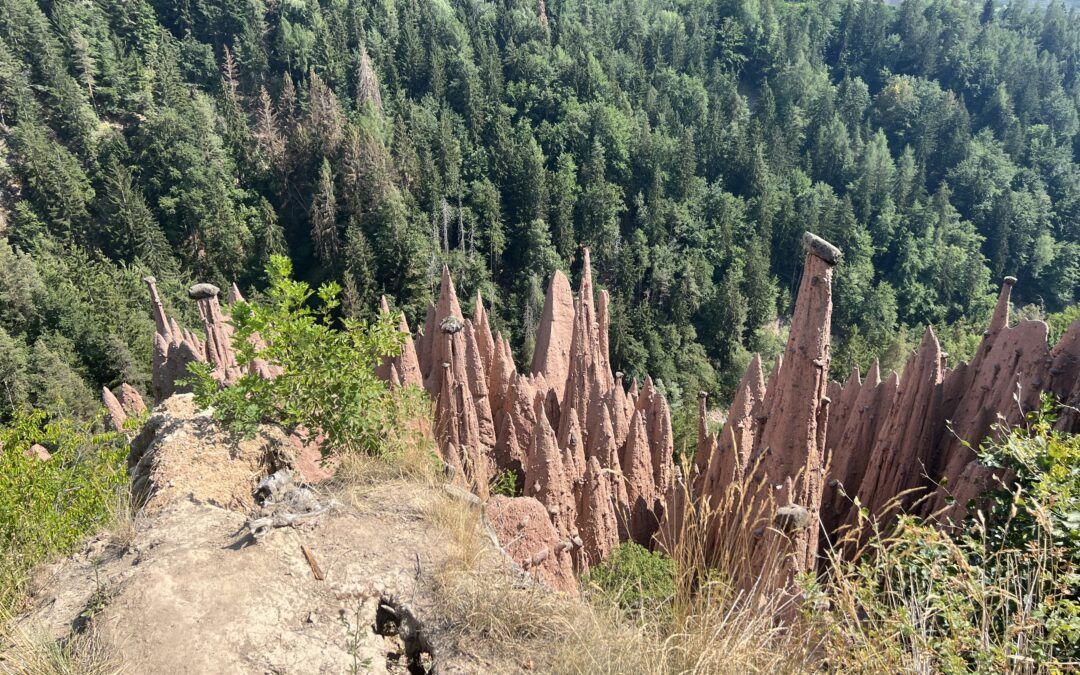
<box><xmin>329</xmin><ymin>390</ymin><xmax>443</xmax><ymax>508</ymax></box>
<box><xmin>0</xmin><ymin>612</ymin><xmax>119</xmax><ymax>675</ymax></box>
<box><xmin>102</xmin><ymin>491</ymin><xmax>138</xmax><ymax>555</ymax></box>
<box><xmin>420</xmin><ymin>465</ymin><xmax>825</xmax><ymax>674</ymax></box>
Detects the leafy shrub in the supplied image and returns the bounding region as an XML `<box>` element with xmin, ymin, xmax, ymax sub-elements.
<box><xmin>188</xmin><ymin>255</ymin><xmax>408</xmax><ymax>456</ymax></box>
<box><xmin>488</xmin><ymin>469</ymin><xmax>521</xmax><ymax>498</ymax></box>
<box><xmin>978</xmin><ymin>396</ymin><xmax>1080</xmax><ymax>660</ymax></box>
<box><xmin>0</xmin><ymin>411</ymin><xmax>127</xmax><ymax>610</ymax></box>
<box><xmin>585</xmin><ymin>542</ymin><xmax>675</xmax><ymax>618</ymax></box>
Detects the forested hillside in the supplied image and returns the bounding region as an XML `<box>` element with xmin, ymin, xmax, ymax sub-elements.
<box><xmin>3</xmin><ymin>0</ymin><xmax>1080</xmax><ymax>423</ymax></box>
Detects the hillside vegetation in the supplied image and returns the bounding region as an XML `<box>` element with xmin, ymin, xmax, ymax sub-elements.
<box><xmin>4</xmin><ymin>0</ymin><xmax>1080</xmax><ymax>423</ymax></box>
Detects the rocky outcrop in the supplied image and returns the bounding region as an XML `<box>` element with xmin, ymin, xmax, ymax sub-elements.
<box><xmin>102</xmin><ymin>384</ymin><xmax>148</xmax><ymax>434</ymax></box>
<box><xmin>852</xmin><ymin>327</ymin><xmax>945</xmax><ymax>527</ymax></box>
<box><xmin>530</xmin><ymin>269</ymin><xmax>575</xmax><ymax>391</ymax></box>
<box><xmin>145</xmin><ymin>277</ymin><xmax>248</xmax><ymax>403</ymax></box>
<box><xmin>693</xmin><ymin>233</ymin><xmax>1080</xmax><ymax>590</ymax></box>
<box><xmin>103</xmin><ymin>386</ymin><xmax>128</xmax><ymax>433</ymax></box>
<box><xmin>398</xmin><ymin>253</ymin><xmax>676</xmax><ymax>573</ymax></box>
<box><xmin>577</xmin><ymin>457</ymin><xmax>619</xmax><ymax>568</ymax></box>
<box><xmin>486</xmin><ymin>495</ymin><xmax>576</xmax><ymax>593</ymax></box>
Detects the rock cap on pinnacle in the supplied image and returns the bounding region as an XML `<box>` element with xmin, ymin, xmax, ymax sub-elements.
<box><xmin>188</xmin><ymin>283</ymin><xmax>221</xmax><ymax>300</ymax></box>
<box><xmin>802</xmin><ymin>232</ymin><xmax>842</xmax><ymax>266</ymax></box>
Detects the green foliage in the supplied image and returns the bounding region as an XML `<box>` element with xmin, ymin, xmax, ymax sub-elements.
<box><xmin>487</xmin><ymin>469</ymin><xmax>520</xmax><ymax>498</ymax></box>
<box><xmin>5</xmin><ymin>0</ymin><xmax>1080</xmax><ymax>416</ymax></box>
<box><xmin>978</xmin><ymin>395</ymin><xmax>1080</xmax><ymax>658</ymax></box>
<box><xmin>585</xmin><ymin>542</ymin><xmax>675</xmax><ymax>619</ymax></box>
<box><xmin>1046</xmin><ymin>304</ymin><xmax>1080</xmax><ymax>345</ymax></box>
<box><xmin>0</xmin><ymin>410</ymin><xmax>127</xmax><ymax>611</ymax></box>
<box><xmin>187</xmin><ymin>255</ymin><xmax>407</xmax><ymax>456</ymax></box>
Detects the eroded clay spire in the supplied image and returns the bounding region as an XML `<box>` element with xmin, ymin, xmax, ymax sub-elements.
<box><xmin>530</xmin><ymin>269</ymin><xmax>575</xmax><ymax>388</ymax></box>
<box><xmin>747</xmin><ymin>233</ymin><xmax>840</xmax><ymax>581</ymax></box>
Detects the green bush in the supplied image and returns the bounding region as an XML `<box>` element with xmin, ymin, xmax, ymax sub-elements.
<box><xmin>0</xmin><ymin>410</ymin><xmax>127</xmax><ymax>610</ymax></box>
<box><xmin>488</xmin><ymin>469</ymin><xmax>520</xmax><ymax>498</ymax></box>
<box><xmin>188</xmin><ymin>255</ymin><xmax>408</xmax><ymax>456</ymax></box>
<box><xmin>585</xmin><ymin>542</ymin><xmax>675</xmax><ymax>619</ymax></box>
<box><xmin>978</xmin><ymin>395</ymin><xmax>1080</xmax><ymax>660</ymax></box>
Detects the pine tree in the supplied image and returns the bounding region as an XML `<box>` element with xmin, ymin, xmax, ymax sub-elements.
<box><xmin>355</xmin><ymin>44</ymin><xmax>383</xmax><ymax>114</ymax></box>
<box><xmin>99</xmin><ymin>159</ymin><xmax>177</xmax><ymax>276</ymax></box>
<box><xmin>311</xmin><ymin>158</ymin><xmax>340</xmax><ymax>264</ymax></box>
<box><xmin>253</xmin><ymin>86</ymin><xmax>284</xmax><ymax>166</ymax></box>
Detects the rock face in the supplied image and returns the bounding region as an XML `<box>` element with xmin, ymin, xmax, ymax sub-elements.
<box><xmin>530</xmin><ymin>269</ymin><xmax>575</xmax><ymax>391</ymax></box>
<box><xmin>103</xmin><ymin>384</ymin><xmax>148</xmax><ymax>433</ymax></box>
<box><xmin>394</xmin><ymin>253</ymin><xmax>676</xmax><ymax>576</ymax></box>
<box><xmin>692</xmin><ymin>233</ymin><xmax>1080</xmax><ymax>591</ymax></box>
<box><xmin>485</xmin><ymin>495</ymin><xmax>577</xmax><ymax>593</ymax></box>
<box><xmin>144</xmin><ymin>277</ymin><xmax>243</xmax><ymax>403</ymax></box>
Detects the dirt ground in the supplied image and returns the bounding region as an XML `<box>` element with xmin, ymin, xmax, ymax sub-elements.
<box><xmin>12</xmin><ymin>397</ymin><xmax>485</xmax><ymax>674</ymax></box>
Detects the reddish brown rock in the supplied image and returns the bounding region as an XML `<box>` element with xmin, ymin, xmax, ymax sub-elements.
<box><xmin>486</xmin><ymin>495</ymin><xmax>577</xmax><ymax>593</ymax></box>
<box><xmin>611</xmin><ymin>373</ymin><xmax>630</xmax><ymax>447</ymax></box>
<box><xmin>596</xmin><ymin>289</ymin><xmax>615</xmax><ymax>392</ymax></box>
<box><xmin>820</xmin><ymin>362</ymin><xmax>896</xmax><ymax>537</ymax></box>
<box><xmin>930</xmin><ymin>317</ymin><xmax>1050</xmax><ymax>520</ymax></box>
<box><xmin>424</xmin><ymin>266</ymin><xmax>465</xmax><ymax>395</ymax></box>
<box><xmin>656</xmin><ymin>468</ymin><xmax>688</xmax><ymax>555</ymax></box>
<box><xmin>143</xmin><ymin>246</ymin><xmax>690</xmax><ymax>587</ymax></box>
<box><xmin>691</xmin><ymin>391</ymin><xmax>716</xmax><ymax>501</ymax></box>
<box><xmin>498</xmin><ymin>374</ymin><xmax>538</xmax><ymax>466</ymax></box>
<box><xmin>563</xmin><ymin>407</ymin><xmax>586</xmax><ymax>482</ymax></box>
<box><xmin>987</xmin><ymin>275</ymin><xmax>1015</xmax><ymax>336</ymax></box>
<box><xmin>189</xmin><ymin>283</ymin><xmax>241</xmax><ymax>385</ymax></box>
<box><xmin>118</xmin><ymin>383</ymin><xmax>147</xmax><ymax>417</ymax></box>
<box><xmin>620</xmin><ymin>410</ymin><xmax>658</xmax><ymax>546</ymax></box>
<box><xmin>558</xmin><ymin>269</ymin><xmax>599</xmax><ymax>442</ymax></box>
<box><xmin>649</xmin><ymin>394</ymin><xmax>675</xmax><ymax>500</ymax></box>
<box><xmin>473</xmin><ymin>291</ymin><xmax>496</xmax><ymax>376</ymax></box>
<box><xmin>590</xmin><ymin>403</ymin><xmax>629</xmax><ymax>515</ymax></box>
<box><xmin>493</xmin><ymin>413</ymin><xmax>526</xmax><ymax>482</ymax></box>
<box><xmin>1052</xmin><ymin>318</ymin><xmax>1080</xmax><ymax>434</ymax></box>
<box><xmin>854</xmin><ymin>327</ymin><xmax>945</xmax><ymax>523</ymax></box>
<box><xmin>151</xmin><ymin>333</ymin><xmax>171</xmax><ymax>402</ymax></box>
<box><xmin>164</xmin><ymin>336</ymin><xmax>205</xmax><ymax>399</ymax></box>
<box><xmin>524</xmin><ymin>399</ymin><xmax>577</xmax><ymax>540</ymax></box>
<box><xmin>825</xmin><ymin>366</ymin><xmax>861</xmax><ymax>459</ymax></box>
<box><xmin>531</xmin><ymin>269</ymin><xmax>575</xmax><ymax>390</ymax></box>
<box><xmin>396</xmin><ymin>312</ymin><xmax>423</xmax><ymax>388</ymax></box>
<box><xmin>102</xmin><ymin>387</ymin><xmax>128</xmax><ymax>433</ymax></box>
<box><xmin>701</xmin><ymin>354</ymin><xmax>765</xmax><ymax>505</ymax></box>
<box><xmin>747</xmin><ymin>233</ymin><xmax>839</xmax><ymax>580</ymax></box>
<box><xmin>144</xmin><ymin>276</ymin><xmax>172</xmax><ymax>342</ymax></box>
<box><xmin>287</xmin><ymin>427</ymin><xmax>335</xmax><ymax>484</ymax></box>
<box><xmin>1050</xmin><ymin>319</ymin><xmax>1080</xmax><ymax>400</ymax></box>
<box><xmin>488</xmin><ymin>333</ymin><xmax>516</xmax><ymax>424</ymax></box>
<box><xmin>227</xmin><ymin>282</ymin><xmax>244</xmax><ymax>305</ymax></box>
<box><xmin>464</xmin><ymin>322</ymin><xmax>497</xmax><ymax>449</ymax></box>
<box><xmin>576</xmin><ymin>456</ymin><xmax>619</xmax><ymax>571</ymax></box>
